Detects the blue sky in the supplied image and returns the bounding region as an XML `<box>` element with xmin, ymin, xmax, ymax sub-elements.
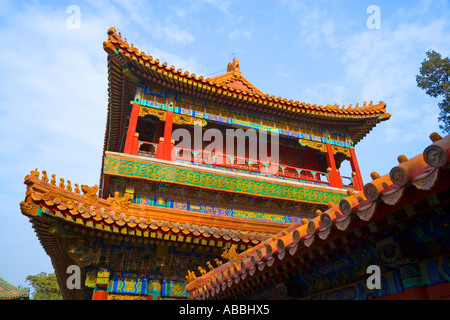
<box><xmin>0</xmin><ymin>0</ymin><xmax>449</xmax><ymax>290</ymax></box>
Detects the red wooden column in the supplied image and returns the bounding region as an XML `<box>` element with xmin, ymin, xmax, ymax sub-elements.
<box><xmin>326</xmin><ymin>167</ymin><xmax>335</xmax><ymax>186</ymax></box>
<box><xmin>326</xmin><ymin>143</ymin><xmax>343</xmax><ymax>188</ymax></box>
<box><xmin>124</xmin><ymin>102</ymin><xmax>141</xmax><ymax>154</ymax></box>
<box><xmin>349</xmin><ymin>147</ymin><xmax>364</xmax><ymax>191</ymax></box>
<box><xmin>154</xmin><ymin>103</ymin><xmax>175</xmax><ymax>161</ymax></box>
<box><xmin>155</xmin><ymin>137</ymin><xmax>165</xmax><ymax>159</ymax></box>
<box><xmin>163</xmin><ymin>104</ymin><xmax>174</xmax><ymax>161</ymax></box>
<box><xmin>92</xmin><ymin>288</ymin><xmax>108</xmax><ymax>300</ymax></box>
<box><xmin>131</xmin><ymin>133</ymin><xmax>140</xmax><ymax>155</ymax></box>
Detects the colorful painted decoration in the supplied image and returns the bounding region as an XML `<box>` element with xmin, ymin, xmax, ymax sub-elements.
<box><xmin>104</xmin><ymin>154</ymin><xmax>346</xmax><ymax>205</ymax></box>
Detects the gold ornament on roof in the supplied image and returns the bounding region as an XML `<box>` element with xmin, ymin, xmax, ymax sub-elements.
<box><xmin>30</xmin><ymin>168</ymin><xmax>39</xmax><ymax>178</ymax></box>
<box><xmin>198</xmin><ymin>266</ymin><xmax>207</xmax><ymax>276</ymax></box>
<box><xmin>108</xmin><ymin>192</ymin><xmax>132</xmax><ymax>210</ymax></box>
<box><xmin>221</xmin><ymin>244</ymin><xmax>239</xmax><ymax>262</ymax></box>
<box><xmin>186</xmin><ymin>270</ymin><xmax>197</xmax><ymax>283</ymax></box>
<box><xmin>59</xmin><ymin>178</ymin><xmax>65</xmax><ymax>189</ymax></box>
<box><xmin>227</xmin><ymin>57</ymin><xmax>240</xmax><ymax>73</ymax></box>
<box><xmin>42</xmin><ymin>170</ymin><xmax>48</xmax><ymax>183</ymax></box>
<box><xmin>81</xmin><ymin>184</ymin><xmax>98</xmax><ymax>202</ymax></box>
<box><xmin>20</xmin><ymin>201</ymin><xmax>39</xmax><ymax>217</ymax></box>
<box><xmin>66</xmin><ymin>180</ymin><xmax>72</xmax><ymax>192</ymax></box>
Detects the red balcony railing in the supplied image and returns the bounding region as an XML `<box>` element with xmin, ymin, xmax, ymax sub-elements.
<box><xmin>137</xmin><ymin>141</ymin><xmax>158</xmax><ymax>158</ymax></box>
<box><xmin>144</xmin><ymin>143</ymin><xmax>331</xmax><ymax>186</ymax></box>
<box><xmin>135</xmin><ymin>141</ymin><xmax>356</xmax><ymax>189</ymax></box>
<box><xmin>341</xmin><ymin>176</ymin><xmax>355</xmax><ymax>189</ymax></box>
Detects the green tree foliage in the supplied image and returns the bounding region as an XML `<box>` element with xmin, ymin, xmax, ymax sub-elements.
<box><xmin>416</xmin><ymin>50</ymin><xmax>450</xmax><ymax>133</ymax></box>
<box><xmin>26</xmin><ymin>272</ymin><xmax>63</xmax><ymax>300</ymax></box>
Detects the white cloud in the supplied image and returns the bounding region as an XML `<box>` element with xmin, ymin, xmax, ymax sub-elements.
<box><xmin>146</xmin><ymin>46</ymin><xmax>206</xmax><ymax>76</ymax></box>
<box><xmin>228</xmin><ymin>29</ymin><xmax>252</xmax><ymax>41</ymax></box>
<box><xmin>173</xmin><ymin>6</ymin><xmax>187</xmax><ymax>19</ymax></box>
<box><xmin>164</xmin><ymin>24</ymin><xmax>195</xmax><ymax>45</ymax></box>
<box><xmin>281</xmin><ymin>0</ymin><xmax>342</xmax><ymax>50</ymax></box>
<box><xmin>200</xmin><ymin>0</ymin><xmax>232</xmax><ymax>15</ymax></box>
<box><xmin>105</xmin><ymin>0</ymin><xmax>196</xmax><ymax>46</ymax></box>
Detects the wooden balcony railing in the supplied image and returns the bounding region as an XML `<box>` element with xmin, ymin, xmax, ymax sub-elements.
<box><xmin>133</xmin><ymin>142</ymin><xmax>359</xmax><ymax>188</ymax></box>
<box><xmin>341</xmin><ymin>176</ymin><xmax>355</xmax><ymax>189</ymax></box>
<box><xmin>137</xmin><ymin>141</ymin><xmax>158</xmax><ymax>158</ymax></box>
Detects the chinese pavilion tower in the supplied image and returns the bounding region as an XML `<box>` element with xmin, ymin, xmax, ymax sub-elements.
<box><xmin>20</xmin><ymin>28</ymin><xmax>391</xmax><ymax>300</ymax></box>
